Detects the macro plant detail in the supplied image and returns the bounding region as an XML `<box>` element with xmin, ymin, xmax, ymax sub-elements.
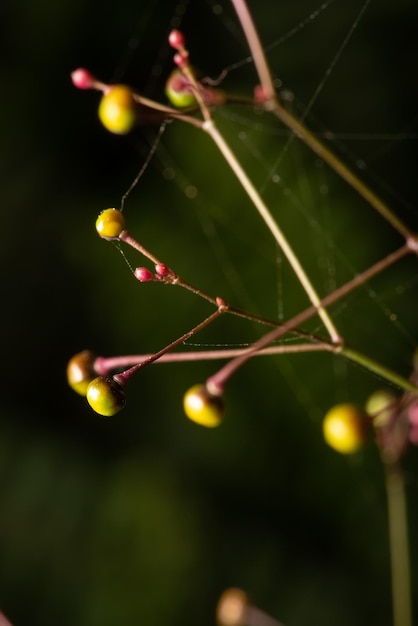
<box><xmin>65</xmin><ymin>1</ymin><xmax>418</xmax><ymax>625</ymax></box>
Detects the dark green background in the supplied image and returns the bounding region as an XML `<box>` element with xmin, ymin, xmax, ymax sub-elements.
<box><xmin>1</xmin><ymin>1</ymin><xmax>418</xmax><ymax>625</ymax></box>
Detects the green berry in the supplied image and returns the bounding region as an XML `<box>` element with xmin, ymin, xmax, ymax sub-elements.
<box><xmin>67</xmin><ymin>350</ymin><xmax>97</xmax><ymax>396</ymax></box>
<box><xmin>323</xmin><ymin>403</ymin><xmax>367</xmax><ymax>454</ymax></box>
<box><xmin>165</xmin><ymin>69</ymin><xmax>196</xmax><ymax>108</ymax></box>
<box><xmin>96</xmin><ymin>208</ymin><xmax>125</xmax><ymax>239</ymax></box>
<box><xmin>365</xmin><ymin>390</ymin><xmax>397</xmax><ymax>428</ymax></box>
<box><xmin>86</xmin><ymin>376</ymin><xmax>126</xmax><ymax>417</ymax></box>
<box><xmin>183</xmin><ymin>384</ymin><xmax>224</xmax><ymax>428</ymax></box>
<box><xmin>98</xmin><ymin>85</ymin><xmax>137</xmax><ymax>134</ymax></box>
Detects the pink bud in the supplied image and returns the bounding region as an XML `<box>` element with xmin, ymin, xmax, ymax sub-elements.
<box><xmin>168</xmin><ymin>29</ymin><xmax>185</xmax><ymax>50</ymax></box>
<box><xmin>134</xmin><ymin>267</ymin><xmax>155</xmax><ymax>282</ymax></box>
<box><xmin>408</xmin><ymin>400</ymin><xmax>418</xmax><ymax>425</ymax></box>
<box><xmin>173</xmin><ymin>52</ymin><xmax>188</xmax><ymax>69</ymax></box>
<box><xmin>155</xmin><ymin>263</ymin><xmax>170</xmax><ymax>277</ymax></box>
<box><xmin>216</xmin><ymin>297</ymin><xmax>228</xmax><ymax>308</ymax></box>
<box><xmin>254</xmin><ymin>84</ymin><xmax>268</xmax><ymax>104</ymax></box>
<box><xmin>71</xmin><ymin>68</ymin><xmax>95</xmax><ymax>90</ymax></box>
<box><xmin>202</xmin><ymin>87</ymin><xmax>225</xmax><ymax>106</ymax></box>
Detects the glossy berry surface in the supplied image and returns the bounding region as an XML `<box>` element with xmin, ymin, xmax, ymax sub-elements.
<box><xmin>322</xmin><ymin>403</ymin><xmax>367</xmax><ymax>454</ymax></box>
<box><xmin>165</xmin><ymin>70</ymin><xmax>196</xmax><ymax>108</ymax></box>
<box><xmin>86</xmin><ymin>376</ymin><xmax>126</xmax><ymax>417</ymax></box>
<box><xmin>365</xmin><ymin>389</ymin><xmax>397</xmax><ymax>428</ymax></box>
<box><xmin>183</xmin><ymin>384</ymin><xmax>224</xmax><ymax>428</ymax></box>
<box><xmin>96</xmin><ymin>208</ymin><xmax>125</xmax><ymax>239</ymax></box>
<box><xmin>66</xmin><ymin>350</ymin><xmax>97</xmax><ymax>396</ymax></box>
<box><xmin>98</xmin><ymin>85</ymin><xmax>137</xmax><ymax>134</ymax></box>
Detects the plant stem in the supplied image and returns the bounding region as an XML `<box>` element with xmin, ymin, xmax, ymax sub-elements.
<box><xmin>229</xmin><ymin>0</ymin><xmax>276</xmax><ymax>102</ymax></box>
<box><xmin>95</xmin><ymin>341</ymin><xmax>333</xmax><ymax>374</ymax></box>
<box><xmin>269</xmin><ymin>101</ymin><xmax>413</xmax><ymax>239</ymax></box>
<box><xmin>205</xmin><ymin>244</ymin><xmax>417</xmax><ymax>395</ymax></box>
<box><xmin>113</xmin><ymin>307</ymin><xmax>226</xmax><ymax>386</ymax></box>
<box><xmin>340</xmin><ymin>346</ymin><xmax>418</xmax><ymax>393</ymax></box>
<box><xmin>385</xmin><ymin>466</ymin><xmax>412</xmax><ymax>626</ymax></box>
<box><xmin>202</xmin><ymin>118</ymin><xmax>341</xmax><ymax>344</ymax></box>
<box><xmin>229</xmin><ymin>0</ymin><xmax>413</xmax><ymax>239</ymax></box>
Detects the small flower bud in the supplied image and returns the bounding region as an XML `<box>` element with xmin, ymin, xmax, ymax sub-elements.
<box><xmin>134</xmin><ymin>267</ymin><xmax>155</xmax><ymax>282</ymax></box>
<box><xmin>71</xmin><ymin>68</ymin><xmax>95</xmax><ymax>90</ymax></box>
<box><xmin>254</xmin><ymin>84</ymin><xmax>268</xmax><ymax>104</ymax></box>
<box><xmin>173</xmin><ymin>52</ymin><xmax>188</xmax><ymax>69</ymax></box>
<box><xmin>155</xmin><ymin>263</ymin><xmax>170</xmax><ymax>277</ymax></box>
<box><xmin>168</xmin><ymin>29</ymin><xmax>186</xmax><ymax>50</ymax></box>
<box><xmin>216</xmin><ymin>297</ymin><xmax>228</xmax><ymax>308</ymax></box>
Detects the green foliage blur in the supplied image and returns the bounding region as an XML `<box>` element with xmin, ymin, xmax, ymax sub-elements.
<box><xmin>1</xmin><ymin>1</ymin><xmax>418</xmax><ymax>625</ymax></box>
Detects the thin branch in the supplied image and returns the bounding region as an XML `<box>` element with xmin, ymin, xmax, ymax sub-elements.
<box><xmin>229</xmin><ymin>0</ymin><xmax>413</xmax><ymax>239</ymax></box>
<box><xmin>95</xmin><ymin>341</ymin><xmax>333</xmax><ymax>374</ymax></box>
<box><xmin>269</xmin><ymin>101</ymin><xmax>413</xmax><ymax>239</ymax></box>
<box><xmin>385</xmin><ymin>466</ymin><xmax>412</xmax><ymax>626</ymax></box>
<box><xmin>229</xmin><ymin>0</ymin><xmax>277</xmax><ymax>102</ymax></box>
<box><xmin>203</xmin><ymin>118</ymin><xmax>341</xmax><ymax>344</ymax></box>
<box><xmin>206</xmin><ymin>244</ymin><xmax>417</xmax><ymax>394</ymax></box>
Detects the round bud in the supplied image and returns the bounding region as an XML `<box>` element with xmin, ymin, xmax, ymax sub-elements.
<box><xmin>95</xmin><ymin>208</ymin><xmax>125</xmax><ymax>239</ymax></box>
<box><xmin>67</xmin><ymin>350</ymin><xmax>97</xmax><ymax>396</ymax></box>
<box><xmin>71</xmin><ymin>68</ymin><xmax>95</xmax><ymax>90</ymax></box>
<box><xmin>98</xmin><ymin>85</ymin><xmax>137</xmax><ymax>134</ymax></box>
<box><xmin>168</xmin><ymin>29</ymin><xmax>186</xmax><ymax>50</ymax></box>
<box><xmin>254</xmin><ymin>84</ymin><xmax>268</xmax><ymax>104</ymax></box>
<box><xmin>86</xmin><ymin>376</ymin><xmax>126</xmax><ymax>417</ymax></box>
<box><xmin>134</xmin><ymin>267</ymin><xmax>155</xmax><ymax>282</ymax></box>
<box><xmin>217</xmin><ymin>588</ymin><xmax>248</xmax><ymax>626</ymax></box>
<box><xmin>365</xmin><ymin>390</ymin><xmax>397</xmax><ymax>428</ymax></box>
<box><xmin>322</xmin><ymin>404</ymin><xmax>367</xmax><ymax>454</ymax></box>
<box><xmin>183</xmin><ymin>384</ymin><xmax>224</xmax><ymax>428</ymax></box>
<box><xmin>155</xmin><ymin>263</ymin><xmax>170</xmax><ymax>277</ymax></box>
<box><xmin>173</xmin><ymin>52</ymin><xmax>188</xmax><ymax>69</ymax></box>
<box><xmin>165</xmin><ymin>69</ymin><xmax>196</xmax><ymax>108</ymax></box>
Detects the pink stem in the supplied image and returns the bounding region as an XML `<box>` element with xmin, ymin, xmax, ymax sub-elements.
<box><xmin>95</xmin><ymin>341</ymin><xmax>331</xmax><ymax>374</ymax></box>
<box><xmin>229</xmin><ymin>0</ymin><xmax>276</xmax><ymax>102</ymax></box>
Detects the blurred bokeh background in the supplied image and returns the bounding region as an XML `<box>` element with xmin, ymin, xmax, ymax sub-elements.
<box><xmin>1</xmin><ymin>0</ymin><xmax>418</xmax><ymax>624</ymax></box>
